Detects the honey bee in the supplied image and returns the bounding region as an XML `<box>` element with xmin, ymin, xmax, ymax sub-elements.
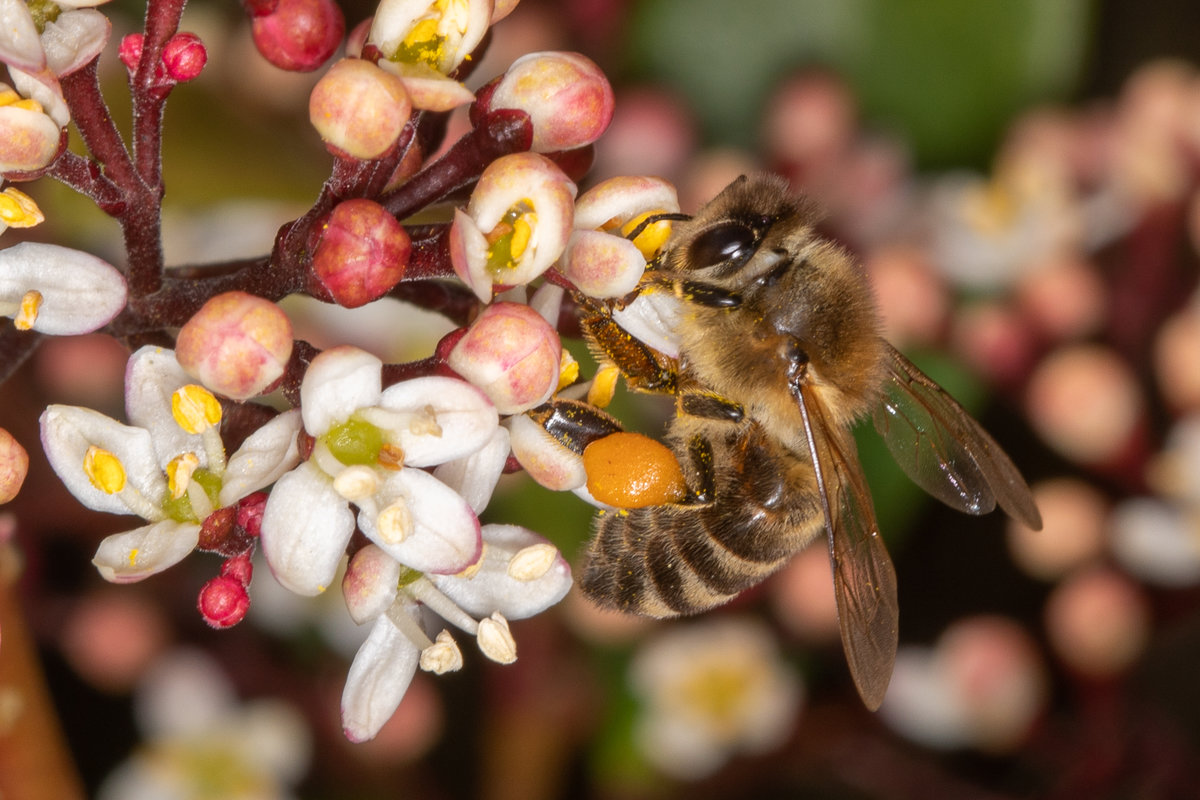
<box><xmin>569</xmin><ymin>173</ymin><xmax>1043</xmax><ymax>709</ymax></box>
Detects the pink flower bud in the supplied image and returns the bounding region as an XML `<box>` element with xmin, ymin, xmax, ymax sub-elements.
<box><xmin>446</xmin><ymin>302</ymin><xmax>561</xmax><ymax>414</ymax></box>
<box><xmin>119</xmin><ymin>33</ymin><xmax>143</xmax><ymax>73</ymax></box>
<box><xmin>309</xmin><ymin>58</ymin><xmax>412</xmax><ymax>160</ymax></box>
<box><xmin>162</xmin><ymin>32</ymin><xmax>207</xmax><ymax>82</ymax></box>
<box><xmin>198</xmin><ymin>574</ymin><xmax>251</xmax><ymax>628</ymax></box>
<box><xmin>251</xmin><ymin>0</ymin><xmax>345</xmax><ymax>72</ymax></box>
<box><xmin>0</xmin><ymin>427</ymin><xmax>28</xmax><ymax>504</ymax></box>
<box><xmin>220</xmin><ymin>551</ymin><xmax>254</xmax><ymax>586</ymax></box>
<box><xmin>311</xmin><ymin>198</ymin><xmax>411</xmax><ymax>307</ymax></box>
<box><xmin>490</xmin><ymin>51</ymin><xmax>614</xmax><ymax>153</ymax></box>
<box><xmin>236</xmin><ymin>490</ymin><xmax>268</xmax><ymax>537</ymax></box>
<box><xmin>175</xmin><ymin>291</ymin><xmax>294</xmax><ymax>401</ymax></box>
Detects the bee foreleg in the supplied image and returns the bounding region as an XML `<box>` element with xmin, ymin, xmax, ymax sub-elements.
<box><xmin>527</xmin><ymin>398</ymin><xmax>624</xmax><ymax>455</ymax></box>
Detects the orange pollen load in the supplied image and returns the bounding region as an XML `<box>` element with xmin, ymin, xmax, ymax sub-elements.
<box><xmin>582</xmin><ymin>432</ymin><xmax>686</xmax><ymax>508</ymax></box>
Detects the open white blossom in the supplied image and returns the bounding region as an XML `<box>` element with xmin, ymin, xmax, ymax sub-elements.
<box><xmin>340</xmin><ymin>524</ymin><xmax>571</xmax><ymax>741</ymax></box>
<box><xmin>40</xmin><ymin>347</ymin><xmax>301</xmax><ymax>582</ymax></box>
<box><xmin>259</xmin><ymin>346</ymin><xmax>501</xmax><ymax>596</ymax></box>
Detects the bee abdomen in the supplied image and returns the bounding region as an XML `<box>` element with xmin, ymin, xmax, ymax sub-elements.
<box><xmin>580</xmin><ymin>502</ymin><xmax>807</xmax><ymax>617</ymax></box>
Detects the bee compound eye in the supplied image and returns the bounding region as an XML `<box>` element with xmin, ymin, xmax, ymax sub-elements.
<box><xmin>688</xmin><ymin>222</ymin><xmax>759</xmax><ymax>269</ymax></box>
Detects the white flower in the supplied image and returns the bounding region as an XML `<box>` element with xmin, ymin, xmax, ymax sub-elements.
<box><xmin>0</xmin><ymin>0</ymin><xmax>113</xmax><ymax>127</ymax></box>
<box><xmin>340</xmin><ymin>524</ymin><xmax>571</xmax><ymax>741</ymax></box>
<box><xmin>40</xmin><ymin>346</ymin><xmax>301</xmax><ymax>582</ymax></box>
<box><xmin>366</xmin><ymin>0</ymin><xmax>492</xmax><ymax>110</ymax></box>
<box><xmin>259</xmin><ymin>346</ymin><xmax>501</xmax><ymax>596</ymax></box>
<box><xmin>629</xmin><ymin>617</ymin><xmax>802</xmax><ymax>779</ymax></box>
<box><xmin>97</xmin><ymin>648</ymin><xmax>310</xmax><ymax>800</ymax></box>
<box><xmin>0</xmin><ymin>242</ymin><xmax>126</xmax><ymax>334</ymax></box>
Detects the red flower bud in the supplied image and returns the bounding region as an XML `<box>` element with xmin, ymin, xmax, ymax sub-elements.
<box><xmin>162</xmin><ymin>33</ymin><xmax>207</xmax><ymax>82</ymax></box>
<box><xmin>198</xmin><ymin>575</ymin><xmax>251</xmax><ymax>628</ymax></box>
<box><xmin>250</xmin><ymin>0</ymin><xmax>345</xmax><ymax>72</ymax></box>
<box><xmin>312</xmin><ymin>198</ymin><xmax>411</xmax><ymax>307</ymax></box>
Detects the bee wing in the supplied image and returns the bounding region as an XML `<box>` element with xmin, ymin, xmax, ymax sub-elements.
<box><xmin>872</xmin><ymin>343</ymin><xmax>1042</xmax><ymax>530</ymax></box>
<box><xmin>797</xmin><ymin>383</ymin><xmax>898</xmax><ymax>711</ymax></box>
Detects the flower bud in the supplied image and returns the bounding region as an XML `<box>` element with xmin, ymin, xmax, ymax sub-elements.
<box><xmin>162</xmin><ymin>32</ymin><xmax>207</xmax><ymax>82</ymax></box>
<box><xmin>251</xmin><ymin>0</ymin><xmax>345</xmax><ymax>72</ymax></box>
<box><xmin>118</xmin><ymin>33</ymin><xmax>143</xmax><ymax>73</ymax></box>
<box><xmin>312</xmin><ymin>198</ymin><xmax>411</xmax><ymax>306</ymax></box>
<box><xmin>490</xmin><ymin>51</ymin><xmax>614</xmax><ymax>153</ymax></box>
<box><xmin>309</xmin><ymin>58</ymin><xmax>412</xmax><ymax>160</ymax></box>
<box><xmin>449</xmin><ymin>152</ymin><xmax>576</xmax><ymax>301</ymax></box>
<box><xmin>198</xmin><ymin>574</ymin><xmax>251</xmax><ymax>628</ymax></box>
<box><xmin>175</xmin><ymin>291</ymin><xmax>294</xmax><ymax>401</ymax></box>
<box><xmin>0</xmin><ymin>427</ymin><xmax>28</xmax><ymax>504</ymax></box>
<box><xmin>446</xmin><ymin>302</ymin><xmax>561</xmax><ymax>414</ymax></box>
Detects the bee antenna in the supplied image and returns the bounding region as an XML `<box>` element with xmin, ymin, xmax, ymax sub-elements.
<box><xmin>624</xmin><ymin>212</ymin><xmax>691</xmax><ymax>243</ymax></box>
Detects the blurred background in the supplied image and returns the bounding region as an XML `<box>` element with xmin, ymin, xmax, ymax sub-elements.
<box><xmin>6</xmin><ymin>0</ymin><xmax>1200</xmax><ymax>797</ymax></box>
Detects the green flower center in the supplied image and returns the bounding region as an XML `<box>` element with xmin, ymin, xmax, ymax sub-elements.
<box><xmin>323</xmin><ymin>415</ymin><xmax>385</xmax><ymax>465</ymax></box>
<box><xmin>162</xmin><ymin>468</ymin><xmax>223</xmax><ymax>523</ymax></box>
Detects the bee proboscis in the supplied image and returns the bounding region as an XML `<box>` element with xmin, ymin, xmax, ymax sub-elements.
<box><xmin>565</xmin><ymin>173</ymin><xmax>1042</xmax><ymax>709</ymax></box>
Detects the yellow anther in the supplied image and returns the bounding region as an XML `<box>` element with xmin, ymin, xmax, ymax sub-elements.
<box><xmin>0</xmin><ymin>188</ymin><xmax>43</xmax><ymax>228</ymax></box>
<box><xmin>620</xmin><ymin>210</ymin><xmax>674</xmax><ymax>260</ymax></box>
<box><xmin>84</xmin><ymin>446</ymin><xmax>126</xmax><ymax>494</ymax></box>
<box><xmin>166</xmin><ymin>452</ymin><xmax>200</xmax><ymax>499</ymax></box>
<box><xmin>127</xmin><ymin>548</ymin><xmax>139</xmax><ymax>567</ymax></box>
<box><xmin>13</xmin><ymin>290</ymin><xmax>41</xmax><ymax>331</ymax></box>
<box><xmin>378</xmin><ymin>442</ymin><xmax>406</xmax><ymax>470</ymax></box>
<box><xmin>558</xmin><ymin>350</ymin><xmax>579</xmax><ymax>391</ymax></box>
<box><xmin>0</xmin><ymin>88</ymin><xmax>20</xmax><ymax>106</ymax></box>
<box><xmin>397</xmin><ymin>17</ymin><xmax>446</xmax><ymax>68</ymax></box>
<box><xmin>171</xmin><ymin>384</ymin><xmax>222</xmax><ymax>434</ymax></box>
<box><xmin>587</xmin><ymin>364</ymin><xmax>620</xmax><ymax>408</ymax></box>
<box><xmin>510</xmin><ymin>213</ymin><xmax>534</xmax><ymax>261</ymax></box>
<box><xmin>0</xmin><ymin>89</ymin><xmax>43</xmax><ymax>114</ymax></box>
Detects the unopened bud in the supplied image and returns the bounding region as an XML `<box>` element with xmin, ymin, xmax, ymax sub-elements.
<box><xmin>445</xmin><ymin>302</ymin><xmax>561</xmax><ymax>414</ymax></box>
<box><xmin>0</xmin><ymin>428</ymin><xmax>28</xmax><ymax>504</ymax></box>
<box><xmin>312</xmin><ymin>198</ymin><xmax>411</xmax><ymax>307</ymax></box>
<box><xmin>198</xmin><ymin>574</ymin><xmax>251</xmax><ymax>628</ymax></box>
<box><xmin>175</xmin><ymin>291</ymin><xmax>293</xmax><ymax>401</ymax></box>
<box><xmin>251</xmin><ymin>0</ymin><xmax>345</xmax><ymax>72</ymax></box>
<box><xmin>162</xmin><ymin>32</ymin><xmax>207</xmax><ymax>82</ymax></box>
<box><xmin>310</xmin><ymin>59</ymin><xmax>412</xmax><ymax>160</ymax></box>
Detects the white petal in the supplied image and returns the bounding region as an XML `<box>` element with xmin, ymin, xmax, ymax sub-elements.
<box><xmin>431</xmin><ymin>524</ymin><xmax>571</xmax><ymax>619</ymax></box>
<box><xmin>561</xmin><ymin>230</ymin><xmax>646</xmax><ymax>298</ymax></box>
<box><xmin>572</xmin><ymin>175</ymin><xmax>680</xmax><ymax>231</ymax></box>
<box><xmin>124</xmin><ymin>346</ymin><xmax>203</xmax><ymax>467</ymax></box>
<box><xmin>92</xmin><ymin>520</ymin><xmax>200</xmax><ymax>582</ymax></box>
<box><xmin>611</xmin><ymin>290</ymin><xmax>682</xmax><ymax>359</ymax></box>
<box><xmin>343</xmin><ymin>544</ymin><xmax>401</xmax><ymax>625</ymax></box>
<box><xmin>39</xmin><ymin>405</ymin><xmax>165</xmax><ymax>514</ymax></box>
<box><xmin>432</xmin><ymin>425</ymin><xmax>509</xmax><ymax>514</ymax></box>
<box><xmin>7</xmin><ymin>66</ymin><xmax>68</xmax><ymax>129</ymax></box>
<box><xmin>367</xmin><ymin>0</ymin><xmax>433</xmax><ymax>54</ymax></box>
<box><xmin>42</xmin><ymin>9</ymin><xmax>110</xmax><ymax>76</ymax></box>
<box><xmin>379</xmin><ymin>376</ymin><xmax>499</xmax><ymax>466</ymax></box>
<box><xmin>0</xmin><ymin>0</ymin><xmax>47</xmax><ymax>73</ymax></box>
<box><xmin>0</xmin><ymin>242</ymin><xmax>126</xmax><ymax>334</ymax></box>
<box><xmin>359</xmin><ymin>469</ymin><xmax>481</xmax><ymax>574</ymax></box>
<box><xmin>508</xmin><ymin>413</ymin><xmax>585</xmax><ymax>491</ymax></box>
<box><xmin>260</xmin><ymin>461</ymin><xmax>355</xmax><ymax>596</ymax></box>
<box><xmin>449</xmin><ymin>208</ymin><xmax>493</xmax><ymax>302</ymax></box>
<box><xmin>299</xmin><ymin>346</ymin><xmax>383</xmax><ymax>436</ymax></box>
<box><xmin>218</xmin><ymin>409</ymin><xmax>302</xmax><ymax>506</ymax></box>
<box><xmin>341</xmin><ymin>611</ymin><xmax>420</xmax><ymax>743</ymax></box>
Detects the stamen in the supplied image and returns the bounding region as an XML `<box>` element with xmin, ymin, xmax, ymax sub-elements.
<box><xmin>376</xmin><ymin>500</ymin><xmax>413</xmax><ymax>544</ymax></box>
<box><xmin>386</xmin><ymin>602</ymin><xmax>434</xmax><ymax>650</ymax></box>
<box><xmin>13</xmin><ymin>290</ymin><xmax>42</xmax><ymax>331</ymax></box>
<box><xmin>0</xmin><ymin>188</ymin><xmax>43</xmax><ymax>228</ymax></box>
<box><xmin>507</xmin><ymin>543</ymin><xmax>557</xmax><ymax>582</ymax></box>
<box><xmin>558</xmin><ymin>351</ymin><xmax>579</xmax><ymax>391</ymax></box>
<box><xmin>587</xmin><ymin>365</ymin><xmax>620</xmax><ymax>408</ymax></box>
<box><xmin>84</xmin><ymin>446</ymin><xmax>126</xmax><ymax>494</ymax></box>
<box><xmin>476</xmin><ymin>612</ymin><xmax>517</xmax><ymax>664</ymax></box>
<box><xmin>172</xmin><ymin>384</ymin><xmax>222</xmax><ymax>434</ymax></box>
<box><xmin>332</xmin><ymin>464</ymin><xmax>379</xmax><ymax>501</ymax></box>
<box><xmin>420</xmin><ymin>630</ymin><xmax>464</xmax><ymax>674</ymax></box>
<box><xmin>166</xmin><ymin>452</ymin><xmax>200</xmax><ymax>499</ymax></box>
<box><xmin>405</xmin><ymin>576</ymin><xmax>479</xmax><ymax>634</ymax></box>
<box><xmin>186</xmin><ymin>480</ymin><xmax>214</xmax><ymax>520</ymax></box>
